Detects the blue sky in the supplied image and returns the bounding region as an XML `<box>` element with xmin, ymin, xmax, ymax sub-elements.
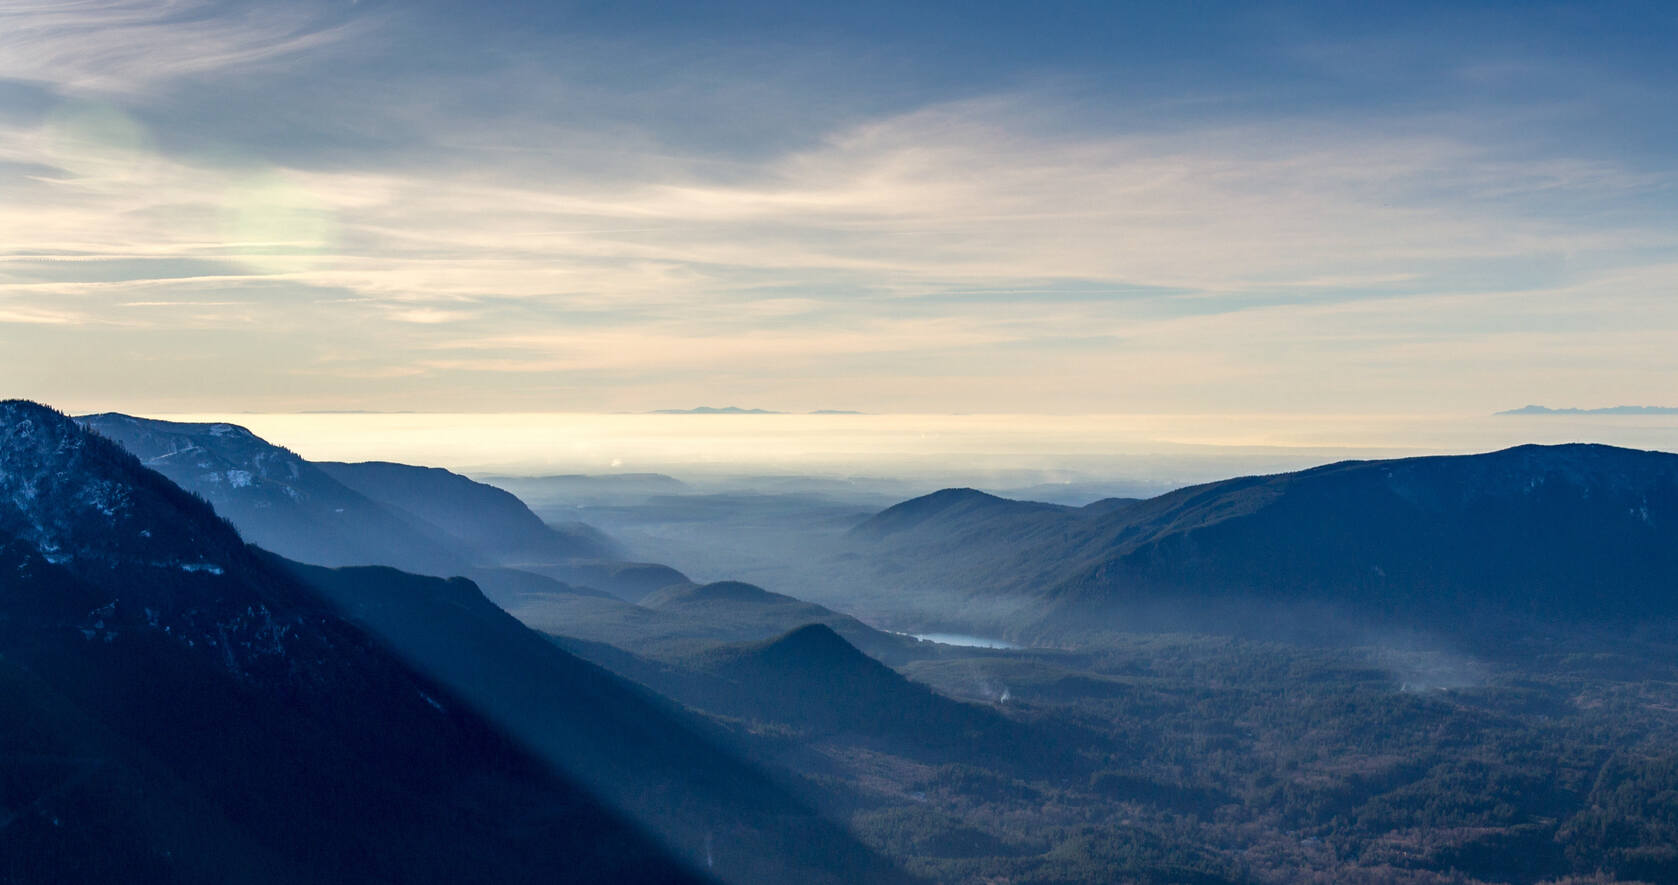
<box><xmin>1</xmin><ymin>0</ymin><xmax>1674</xmax><ymax>414</ymax></box>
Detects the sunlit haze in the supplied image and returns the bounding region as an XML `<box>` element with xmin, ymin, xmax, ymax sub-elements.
<box><xmin>8</xmin><ymin>5</ymin><xmax>1678</xmax><ymax>883</ymax></box>
<box><xmin>156</xmin><ymin>411</ymin><xmax>1678</xmax><ymax>483</ymax></box>
<box><xmin>4</xmin><ymin>1</ymin><xmax>1676</xmax><ymax>420</ymax></box>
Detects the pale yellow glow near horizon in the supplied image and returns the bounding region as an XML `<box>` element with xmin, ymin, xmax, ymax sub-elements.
<box><xmin>147</xmin><ymin>411</ymin><xmax>1678</xmax><ymax>478</ymax></box>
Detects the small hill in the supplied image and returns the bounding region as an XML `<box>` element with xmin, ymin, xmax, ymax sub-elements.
<box><xmin>686</xmin><ymin>625</ymin><xmax>1034</xmax><ymax>755</ymax></box>
<box><xmin>522</xmin><ymin>579</ymin><xmax>920</xmax><ymax>663</ymax></box>
<box><xmin>641</xmin><ymin>581</ymin><xmax>919</xmax><ymax>662</ymax></box>
<box><xmin>853</xmin><ymin>488</ymin><xmax>1068</xmax><ymax>539</ymax></box>
<box><xmin>556</xmin><ymin>559</ymin><xmax>692</xmax><ymax>602</ymax></box>
<box><xmin>645</xmin><ymin>580</ymin><xmax>784</xmax><ymax>605</ymax></box>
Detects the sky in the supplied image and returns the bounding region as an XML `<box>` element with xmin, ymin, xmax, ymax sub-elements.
<box><xmin>2</xmin><ymin>0</ymin><xmax>1676</xmax><ymax>416</ymax></box>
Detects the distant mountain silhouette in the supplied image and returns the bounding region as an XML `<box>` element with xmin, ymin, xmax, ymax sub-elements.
<box><xmin>1499</xmin><ymin>404</ymin><xmax>1678</xmax><ymax>415</ymax></box>
<box><xmin>78</xmin><ymin>413</ymin><xmax>686</xmax><ymax>603</ymax></box>
<box><xmin>0</xmin><ymin>400</ymin><xmax>701</xmax><ymax>883</ymax></box>
<box><xmin>852</xmin><ymin>444</ymin><xmax>1678</xmax><ymax>640</ymax></box>
<box><xmin>651</xmin><ymin>406</ymin><xmax>782</xmax><ymax>414</ymax></box>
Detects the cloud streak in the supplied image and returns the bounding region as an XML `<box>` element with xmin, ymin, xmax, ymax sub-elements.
<box><xmin>0</xmin><ymin>0</ymin><xmax>368</xmax><ymax>93</ymax></box>
<box><xmin>0</xmin><ymin>1</ymin><xmax>1674</xmax><ymax>414</ymax></box>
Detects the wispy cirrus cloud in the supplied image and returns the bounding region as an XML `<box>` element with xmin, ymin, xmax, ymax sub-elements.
<box><xmin>0</xmin><ymin>0</ymin><xmax>369</xmax><ymax>93</ymax></box>
<box><xmin>0</xmin><ymin>0</ymin><xmax>1675</xmax><ymax>414</ymax></box>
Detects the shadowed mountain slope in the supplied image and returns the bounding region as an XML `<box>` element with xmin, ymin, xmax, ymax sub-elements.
<box><xmin>76</xmin><ymin>411</ymin><xmax>463</xmax><ymax>574</ymax></box>
<box><xmin>560</xmin><ymin>624</ymin><xmax>1083</xmax><ymax>777</ymax></box>
<box><xmin>276</xmin><ymin>559</ymin><xmax>910</xmax><ymax>885</ymax></box>
<box><xmin>77</xmin><ymin>413</ymin><xmax>686</xmax><ymax>604</ymax></box>
<box><xmin>851</xmin><ymin>444</ymin><xmax>1678</xmax><ymax>640</ymax></box>
<box><xmin>317</xmin><ymin>458</ymin><xmax>620</xmax><ymax>561</ymax></box>
<box><xmin>0</xmin><ymin>401</ymin><xmax>701</xmax><ymax>883</ymax></box>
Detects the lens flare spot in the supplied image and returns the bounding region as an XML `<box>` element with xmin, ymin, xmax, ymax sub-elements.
<box><xmin>220</xmin><ymin>171</ymin><xmax>337</xmax><ymax>273</ymax></box>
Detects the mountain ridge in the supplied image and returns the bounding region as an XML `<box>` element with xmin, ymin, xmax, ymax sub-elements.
<box><xmin>9</xmin><ymin>400</ymin><xmax>911</xmax><ymax>884</ymax></box>
<box><xmin>76</xmin><ymin>412</ymin><xmax>688</xmax><ymax>604</ymax></box>
<box><xmin>848</xmin><ymin>443</ymin><xmax>1678</xmax><ymax>641</ymax></box>
<box><xmin>0</xmin><ymin>399</ymin><xmax>706</xmax><ymax>883</ymax></box>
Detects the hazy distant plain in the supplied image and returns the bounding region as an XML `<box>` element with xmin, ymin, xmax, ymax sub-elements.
<box><xmin>152</xmin><ymin>411</ymin><xmax>1678</xmax><ymax>488</ymax></box>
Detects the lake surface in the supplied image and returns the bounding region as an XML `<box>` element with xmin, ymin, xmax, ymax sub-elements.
<box><xmin>907</xmin><ymin>633</ymin><xmax>1021</xmax><ymax>650</ymax></box>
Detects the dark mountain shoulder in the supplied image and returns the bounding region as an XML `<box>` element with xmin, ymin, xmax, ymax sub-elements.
<box><xmin>77</xmin><ymin>411</ymin><xmax>689</xmax><ymax>605</ymax></box>
<box><xmin>2</xmin><ymin>401</ymin><xmax>701</xmax><ymax>883</ymax></box>
<box><xmin>1053</xmin><ymin>444</ymin><xmax>1678</xmax><ymax>624</ymax></box>
<box><xmin>318</xmin><ymin>459</ymin><xmax>621</xmax><ymax>561</ymax></box>
<box><xmin>848</xmin><ymin>442</ymin><xmax>1678</xmax><ymax>641</ymax></box>
<box><xmin>11</xmin><ymin>402</ymin><xmax>912</xmax><ymax>884</ymax></box>
<box><xmin>271</xmin><ymin>556</ymin><xmax>910</xmax><ymax>884</ymax></box>
<box><xmin>76</xmin><ymin>412</ymin><xmax>468</xmax><ymax>575</ymax></box>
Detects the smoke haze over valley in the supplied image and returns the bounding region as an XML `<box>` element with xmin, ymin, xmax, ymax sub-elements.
<box><xmin>13</xmin><ymin>403</ymin><xmax>1678</xmax><ymax>883</ymax></box>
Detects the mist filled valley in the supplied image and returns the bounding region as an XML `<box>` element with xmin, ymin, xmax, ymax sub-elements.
<box><xmin>2</xmin><ymin>403</ymin><xmax>1673</xmax><ymax>883</ymax></box>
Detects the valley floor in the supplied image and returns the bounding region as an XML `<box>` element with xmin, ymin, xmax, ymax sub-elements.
<box><xmin>717</xmin><ymin>631</ymin><xmax>1678</xmax><ymax>885</ymax></box>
